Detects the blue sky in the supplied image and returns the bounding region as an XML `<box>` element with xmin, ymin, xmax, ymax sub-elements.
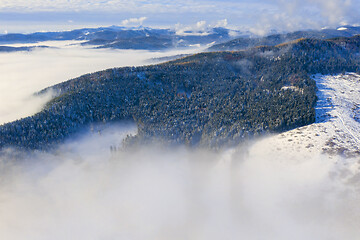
<box><xmin>0</xmin><ymin>0</ymin><xmax>359</xmax><ymax>33</ymax></box>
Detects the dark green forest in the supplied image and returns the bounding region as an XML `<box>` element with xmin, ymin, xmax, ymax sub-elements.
<box><xmin>1</xmin><ymin>35</ymin><xmax>360</xmax><ymax>150</ymax></box>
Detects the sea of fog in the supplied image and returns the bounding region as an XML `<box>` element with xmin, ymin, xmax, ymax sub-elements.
<box><xmin>0</xmin><ymin>41</ymin><xmax>202</xmax><ymax>125</ymax></box>
<box><xmin>0</xmin><ymin>41</ymin><xmax>359</xmax><ymax>240</ymax></box>
<box><xmin>0</xmin><ymin>125</ymin><xmax>359</xmax><ymax>240</ymax></box>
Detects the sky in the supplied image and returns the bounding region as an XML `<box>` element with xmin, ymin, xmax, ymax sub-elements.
<box><xmin>0</xmin><ymin>0</ymin><xmax>359</xmax><ymax>34</ymax></box>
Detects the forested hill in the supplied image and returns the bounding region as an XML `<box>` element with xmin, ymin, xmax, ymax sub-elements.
<box><xmin>1</xmin><ymin>35</ymin><xmax>360</xmax><ymax>150</ymax></box>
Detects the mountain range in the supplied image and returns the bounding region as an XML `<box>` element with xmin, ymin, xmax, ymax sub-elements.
<box><xmin>0</xmin><ymin>26</ymin><xmax>236</xmax><ymax>51</ymax></box>
<box><xmin>2</xmin><ymin>25</ymin><xmax>360</xmax><ymax>52</ymax></box>
<box><xmin>208</xmin><ymin>26</ymin><xmax>360</xmax><ymax>51</ymax></box>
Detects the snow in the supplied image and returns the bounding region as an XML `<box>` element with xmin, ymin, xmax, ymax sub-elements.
<box><xmin>246</xmin><ymin>73</ymin><xmax>360</xmax><ymax>189</ymax></box>
<box><xmin>249</xmin><ymin>73</ymin><xmax>360</xmax><ymax>162</ymax></box>
<box><xmin>280</xmin><ymin>85</ymin><xmax>303</xmax><ymax>93</ymax></box>
<box><xmin>337</xmin><ymin>27</ymin><xmax>348</xmax><ymax>31</ymax></box>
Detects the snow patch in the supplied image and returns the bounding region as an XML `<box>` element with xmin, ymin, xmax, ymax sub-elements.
<box><xmin>248</xmin><ymin>73</ymin><xmax>360</xmax><ymax>192</ymax></box>
<box><xmin>280</xmin><ymin>85</ymin><xmax>303</xmax><ymax>93</ymax></box>
<box><xmin>337</xmin><ymin>27</ymin><xmax>348</xmax><ymax>31</ymax></box>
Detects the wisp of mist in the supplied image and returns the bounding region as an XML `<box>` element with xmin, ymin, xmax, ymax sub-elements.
<box><xmin>0</xmin><ymin>123</ymin><xmax>359</xmax><ymax>240</ymax></box>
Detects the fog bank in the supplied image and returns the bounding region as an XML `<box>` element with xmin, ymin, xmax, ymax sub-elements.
<box><xmin>0</xmin><ymin>124</ymin><xmax>359</xmax><ymax>240</ymax></box>
<box><xmin>0</xmin><ymin>41</ymin><xmax>203</xmax><ymax>125</ymax></box>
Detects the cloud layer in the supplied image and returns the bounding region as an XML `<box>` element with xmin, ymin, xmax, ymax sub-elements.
<box><xmin>0</xmin><ymin>127</ymin><xmax>359</xmax><ymax>240</ymax></box>
<box><xmin>0</xmin><ymin>0</ymin><xmax>239</xmax><ymax>13</ymax></box>
<box><xmin>0</xmin><ymin>41</ymin><xmax>203</xmax><ymax>125</ymax></box>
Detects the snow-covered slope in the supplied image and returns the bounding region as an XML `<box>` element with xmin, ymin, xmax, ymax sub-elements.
<box><xmin>314</xmin><ymin>73</ymin><xmax>360</xmax><ymax>156</ymax></box>
<box><xmin>246</xmin><ymin>73</ymin><xmax>360</xmax><ymax>191</ymax></box>
<box><xmin>249</xmin><ymin>73</ymin><xmax>360</xmax><ymax>165</ymax></box>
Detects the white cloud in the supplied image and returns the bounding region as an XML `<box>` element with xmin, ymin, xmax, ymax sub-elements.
<box><xmin>121</xmin><ymin>17</ymin><xmax>147</xmax><ymax>26</ymax></box>
<box><xmin>175</xmin><ymin>20</ymin><xmax>231</xmax><ymax>36</ymax></box>
<box><xmin>175</xmin><ymin>21</ymin><xmax>210</xmax><ymax>36</ymax></box>
<box><xmin>214</xmin><ymin>19</ymin><xmax>228</xmax><ymax>28</ymax></box>
<box><xmin>0</xmin><ymin>0</ymin><xmax>219</xmax><ymax>13</ymax></box>
<box><xmin>249</xmin><ymin>0</ymin><xmax>360</xmax><ymax>35</ymax></box>
<box><xmin>308</xmin><ymin>0</ymin><xmax>353</xmax><ymax>25</ymax></box>
<box><xmin>0</xmin><ymin>0</ymin><xmax>275</xmax><ymax>16</ymax></box>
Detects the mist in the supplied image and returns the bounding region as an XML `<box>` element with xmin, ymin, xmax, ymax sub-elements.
<box><xmin>0</xmin><ymin>41</ymin><xmax>203</xmax><ymax>125</ymax></box>
<box><xmin>248</xmin><ymin>0</ymin><xmax>360</xmax><ymax>35</ymax></box>
<box><xmin>0</xmin><ymin>123</ymin><xmax>359</xmax><ymax>240</ymax></box>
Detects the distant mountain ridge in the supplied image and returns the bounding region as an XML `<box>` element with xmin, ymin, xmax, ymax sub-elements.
<box><xmin>208</xmin><ymin>26</ymin><xmax>360</xmax><ymax>51</ymax></box>
<box><xmin>2</xmin><ymin>25</ymin><xmax>360</xmax><ymax>51</ymax></box>
<box><xmin>0</xmin><ymin>26</ymin><xmax>236</xmax><ymax>50</ymax></box>
<box><xmin>0</xmin><ymin>45</ymin><xmax>41</xmax><ymax>52</ymax></box>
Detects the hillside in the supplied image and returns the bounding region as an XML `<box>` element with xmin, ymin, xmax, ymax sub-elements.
<box><xmin>250</xmin><ymin>73</ymin><xmax>360</xmax><ymax>162</ymax></box>
<box><xmin>1</xmin><ymin>36</ymin><xmax>360</xmax><ymax>150</ymax></box>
